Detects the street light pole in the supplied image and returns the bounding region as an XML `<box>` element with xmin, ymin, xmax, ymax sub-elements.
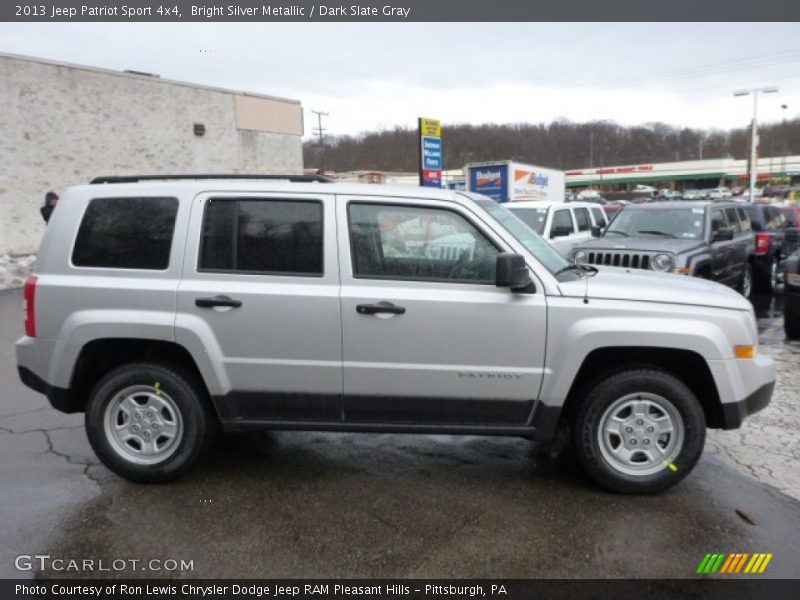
<box><xmin>733</xmin><ymin>86</ymin><xmax>778</xmax><ymax>203</ymax></box>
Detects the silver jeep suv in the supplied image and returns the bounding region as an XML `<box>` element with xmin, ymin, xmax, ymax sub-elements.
<box><xmin>16</xmin><ymin>175</ymin><xmax>775</xmax><ymax>493</ymax></box>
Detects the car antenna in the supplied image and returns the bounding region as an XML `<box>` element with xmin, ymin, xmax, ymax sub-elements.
<box><xmin>583</xmin><ymin>270</ymin><xmax>590</xmax><ymax>304</ymax></box>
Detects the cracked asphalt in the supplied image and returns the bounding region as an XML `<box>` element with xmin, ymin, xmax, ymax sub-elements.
<box><xmin>1</xmin><ymin>288</ymin><xmax>799</xmax><ymax>579</ymax></box>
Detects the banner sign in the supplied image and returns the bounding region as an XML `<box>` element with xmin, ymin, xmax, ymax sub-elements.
<box><xmin>419</xmin><ymin>118</ymin><xmax>443</xmax><ymax>188</ymax></box>
<box><xmin>468</xmin><ymin>164</ymin><xmax>507</xmax><ymax>202</ymax></box>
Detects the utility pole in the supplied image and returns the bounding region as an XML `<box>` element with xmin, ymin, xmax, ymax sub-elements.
<box><xmin>782</xmin><ymin>104</ymin><xmax>789</xmax><ymax>174</ymax></box>
<box><xmin>734</xmin><ymin>87</ymin><xmax>778</xmax><ymax>202</ymax></box>
<box><xmin>698</xmin><ymin>138</ymin><xmax>703</xmax><ymax>160</ymax></box>
<box><xmin>311</xmin><ymin>110</ymin><xmax>329</xmax><ymax>174</ymax></box>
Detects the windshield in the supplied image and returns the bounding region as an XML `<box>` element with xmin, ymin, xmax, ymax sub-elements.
<box><xmin>506</xmin><ymin>207</ymin><xmax>547</xmax><ymax>235</ymax></box>
<box><xmin>606</xmin><ymin>208</ymin><xmax>705</xmax><ymax>240</ymax></box>
<box><xmin>472</xmin><ymin>198</ymin><xmax>571</xmax><ymax>275</ymax></box>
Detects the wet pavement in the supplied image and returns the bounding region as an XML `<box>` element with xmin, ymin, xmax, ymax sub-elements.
<box><xmin>1</xmin><ymin>288</ymin><xmax>799</xmax><ymax>579</ymax></box>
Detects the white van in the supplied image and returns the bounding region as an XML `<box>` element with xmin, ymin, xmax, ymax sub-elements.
<box><xmin>506</xmin><ymin>201</ymin><xmax>609</xmax><ymax>257</ymax></box>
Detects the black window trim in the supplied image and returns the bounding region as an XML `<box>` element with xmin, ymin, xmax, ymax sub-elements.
<box><xmin>197</xmin><ymin>196</ymin><xmax>325</xmax><ymax>278</ymax></box>
<box><xmin>70</xmin><ymin>196</ymin><xmax>179</xmax><ymax>272</ymax></box>
<box><xmin>346</xmin><ymin>199</ymin><xmax>504</xmax><ymax>286</ymax></box>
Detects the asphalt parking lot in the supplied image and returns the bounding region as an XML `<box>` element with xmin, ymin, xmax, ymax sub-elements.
<box><xmin>1</xmin><ymin>288</ymin><xmax>799</xmax><ymax>580</ymax></box>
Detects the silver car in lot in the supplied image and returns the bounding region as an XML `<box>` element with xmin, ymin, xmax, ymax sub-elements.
<box><xmin>16</xmin><ymin>175</ymin><xmax>774</xmax><ymax>493</ymax></box>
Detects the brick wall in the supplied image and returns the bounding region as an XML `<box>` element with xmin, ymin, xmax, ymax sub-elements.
<box><xmin>0</xmin><ymin>53</ymin><xmax>304</xmax><ymax>255</ymax></box>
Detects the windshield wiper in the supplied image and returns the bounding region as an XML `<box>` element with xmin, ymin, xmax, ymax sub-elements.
<box><xmin>636</xmin><ymin>230</ymin><xmax>676</xmax><ymax>238</ymax></box>
<box><xmin>605</xmin><ymin>230</ymin><xmax>628</xmax><ymax>237</ymax></box>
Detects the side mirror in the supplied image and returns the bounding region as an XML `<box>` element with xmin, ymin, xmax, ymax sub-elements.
<box><xmin>714</xmin><ymin>228</ymin><xmax>734</xmax><ymax>242</ymax></box>
<box><xmin>496</xmin><ymin>253</ymin><xmax>534</xmax><ymax>292</ymax></box>
<box><xmin>591</xmin><ymin>226</ymin><xmax>602</xmax><ymax>237</ymax></box>
<box><xmin>551</xmin><ymin>225</ymin><xmax>572</xmax><ymax>238</ymax></box>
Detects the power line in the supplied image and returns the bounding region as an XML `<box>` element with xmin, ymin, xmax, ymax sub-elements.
<box><xmin>574</xmin><ymin>47</ymin><xmax>800</xmax><ymax>90</ymax></box>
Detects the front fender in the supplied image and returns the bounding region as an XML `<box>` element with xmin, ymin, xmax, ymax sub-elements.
<box><xmin>539</xmin><ymin>297</ymin><xmax>754</xmax><ymax>407</ymax></box>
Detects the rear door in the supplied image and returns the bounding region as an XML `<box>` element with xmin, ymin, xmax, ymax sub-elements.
<box><xmin>337</xmin><ymin>195</ymin><xmax>547</xmax><ymax>426</ymax></box>
<box><xmin>176</xmin><ymin>192</ymin><xmax>342</xmax><ymax>422</ymax></box>
<box><xmin>709</xmin><ymin>207</ymin><xmax>734</xmax><ymax>284</ymax></box>
<box><xmin>724</xmin><ymin>206</ymin><xmax>748</xmax><ymax>281</ymax></box>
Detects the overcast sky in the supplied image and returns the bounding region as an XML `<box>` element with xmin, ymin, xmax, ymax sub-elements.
<box><xmin>2</xmin><ymin>22</ymin><xmax>800</xmax><ymax>138</ymax></box>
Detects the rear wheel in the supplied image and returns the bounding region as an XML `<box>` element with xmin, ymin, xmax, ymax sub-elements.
<box><xmin>785</xmin><ymin>298</ymin><xmax>800</xmax><ymax>339</ymax></box>
<box><xmin>85</xmin><ymin>363</ymin><xmax>217</xmax><ymax>483</ymax></box>
<box><xmin>739</xmin><ymin>263</ymin><xmax>753</xmax><ymax>299</ymax></box>
<box><xmin>755</xmin><ymin>256</ymin><xmax>780</xmax><ymax>294</ymax></box>
<box><xmin>572</xmin><ymin>369</ymin><xmax>706</xmax><ymax>494</ymax></box>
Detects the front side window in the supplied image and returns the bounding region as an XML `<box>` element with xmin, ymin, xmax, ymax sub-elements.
<box><xmin>574</xmin><ymin>207</ymin><xmax>591</xmax><ymax>231</ymax></box>
<box><xmin>724</xmin><ymin>207</ymin><xmax>741</xmax><ymax>233</ymax></box>
<box><xmin>551</xmin><ymin>209</ymin><xmax>575</xmax><ymax>236</ymax></box>
<box><xmin>591</xmin><ymin>207</ymin><xmax>607</xmax><ymax>228</ymax></box>
<box><xmin>348</xmin><ymin>203</ymin><xmax>498</xmax><ymax>284</ymax></box>
<box><xmin>710</xmin><ymin>209</ymin><xmax>727</xmax><ymax>234</ymax></box>
<box><xmin>200</xmin><ymin>198</ymin><xmax>323</xmax><ymax>275</ymax></box>
<box><xmin>72</xmin><ymin>197</ymin><xmax>178</xmax><ymax>270</ymax></box>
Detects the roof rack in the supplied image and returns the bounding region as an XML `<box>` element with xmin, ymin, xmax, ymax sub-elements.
<box><xmin>90</xmin><ymin>174</ymin><xmax>334</xmax><ymax>184</ymax></box>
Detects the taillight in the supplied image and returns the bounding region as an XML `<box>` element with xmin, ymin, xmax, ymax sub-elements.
<box><xmin>23</xmin><ymin>276</ymin><xmax>37</xmax><ymax>337</ymax></box>
<box><xmin>755</xmin><ymin>233</ymin><xmax>771</xmax><ymax>255</ymax></box>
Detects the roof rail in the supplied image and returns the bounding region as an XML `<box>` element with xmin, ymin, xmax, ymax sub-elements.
<box><xmin>89</xmin><ymin>174</ymin><xmax>334</xmax><ymax>184</ymax></box>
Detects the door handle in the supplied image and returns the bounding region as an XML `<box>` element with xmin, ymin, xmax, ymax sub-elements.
<box><xmin>356</xmin><ymin>301</ymin><xmax>406</xmax><ymax>315</ymax></box>
<box><xmin>195</xmin><ymin>295</ymin><xmax>242</xmax><ymax>308</ymax></box>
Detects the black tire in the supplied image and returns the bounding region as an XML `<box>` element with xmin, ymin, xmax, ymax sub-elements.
<box><xmin>739</xmin><ymin>263</ymin><xmax>754</xmax><ymax>299</ymax></box>
<box><xmin>572</xmin><ymin>368</ymin><xmax>706</xmax><ymax>494</ymax></box>
<box><xmin>85</xmin><ymin>362</ymin><xmax>217</xmax><ymax>483</ymax></box>
<box><xmin>785</xmin><ymin>301</ymin><xmax>800</xmax><ymax>339</ymax></box>
<box><xmin>756</xmin><ymin>256</ymin><xmax>780</xmax><ymax>295</ymax></box>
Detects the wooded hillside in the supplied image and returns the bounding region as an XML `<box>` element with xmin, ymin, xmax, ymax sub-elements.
<box><xmin>304</xmin><ymin>118</ymin><xmax>800</xmax><ymax>172</ymax></box>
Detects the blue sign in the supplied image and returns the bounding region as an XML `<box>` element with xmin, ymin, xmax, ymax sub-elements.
<box><xmin>421</xmin><ymin>136</ymin><xmax>443</xmax><ymax>170</ymax></box>
<box><xmin>468</xmin><ymin>165</ymin><xmax>508</xmax><ymax>202</ymax></box>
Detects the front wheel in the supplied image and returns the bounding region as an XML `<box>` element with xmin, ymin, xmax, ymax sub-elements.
<box><xmin>572</xmin><ymin>369</ymin><xmax>706</xmax><ymax>494</ymax></box>
<box><xmin>85</xmin><ymin>363</ymin><xmax>217</xmax><ymax>483</ymax></box>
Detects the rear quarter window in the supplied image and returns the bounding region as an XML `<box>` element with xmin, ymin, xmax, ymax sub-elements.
<box><xmin>72</xmin><ymin>197</ymin><xmax>178</xmax><ymax>270</ymax></box>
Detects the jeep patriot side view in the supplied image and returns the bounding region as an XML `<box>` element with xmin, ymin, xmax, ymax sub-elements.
<box><xmin>16</xmin><ymin>175</ymin><xmax>776</xmax><ymax>493</ymax></box>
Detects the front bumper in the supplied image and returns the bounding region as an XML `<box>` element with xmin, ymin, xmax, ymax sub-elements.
<box><xmin>719</xmin><ymin>380</ymin><xmax>775</xmax><ymax>429</ymax></box>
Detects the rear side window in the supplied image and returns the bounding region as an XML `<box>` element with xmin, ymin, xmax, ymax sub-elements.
<box><xmin>574</xmin><ymin>207</ymin><xmax>591</xmax><ymax>231</ymax></box>
<box><xmin>737</xmin><ymin>207</ymin><xmax>752</xmax><ymax>232</ymax></box>
<box><xmin>200</xmin><ymin>198</ymin><xmax>323</xmax><ymax>276</ymax></box>
<box><xmin>72</xmin><ymin>197</ymin><xmax>178</xmax><ymax>270</ymax></box>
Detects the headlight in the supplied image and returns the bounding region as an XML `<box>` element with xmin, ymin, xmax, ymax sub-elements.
<box><xmin>574</xmin><ymin>250</ymin><xmax>586</xmax><ymax>263</ymax></box>
<box><xmin>651</xmin><ymin>253</ymin><xmax>674</xmax><ymax>272</ymax></box>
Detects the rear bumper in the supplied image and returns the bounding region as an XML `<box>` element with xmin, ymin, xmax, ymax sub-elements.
<box><xmin>719</xmin><ymin>380</ymin><xmax>774</xmax><ymax>430</ymax></box>
<box><xmin>17</xmin><ymin>366</ymin><xmax>81</xmax><ymax>413</ymax></box>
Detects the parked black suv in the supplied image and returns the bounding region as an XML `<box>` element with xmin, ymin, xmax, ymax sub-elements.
<box><xmin>742</xmin><ymin>204</ymin><xmax>799</xmax><ymax>293</ymax></box>
<box><xmin>572</xmin><ymin>201</ymin><xmax>756</xmax><ymax>297</ymax></box>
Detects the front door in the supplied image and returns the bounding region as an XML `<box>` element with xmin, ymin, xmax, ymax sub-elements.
<box><xmin>337</xmin><ymin>196</ymin><xmax>547</xmax><ymax>426</ymax></box>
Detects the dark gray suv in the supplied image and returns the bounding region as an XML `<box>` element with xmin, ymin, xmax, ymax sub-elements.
<box><xmin>572</xmin><ymin>201</ymin><xmax>756</xmax><ymax>297</ymax></box>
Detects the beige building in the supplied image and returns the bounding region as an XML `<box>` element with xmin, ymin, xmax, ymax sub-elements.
<box><xmin>0</xmin><ymin>52</ymin><xmax>304</xmax><ymax>255</ymax></box>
